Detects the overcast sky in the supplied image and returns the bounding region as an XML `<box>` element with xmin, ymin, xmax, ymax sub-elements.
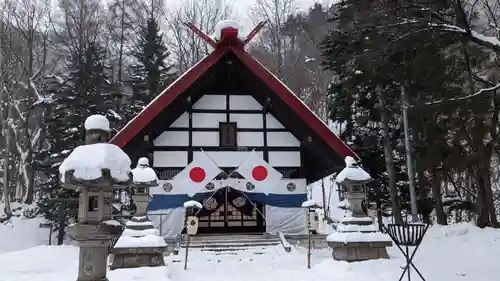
<box><xmin>163</xmin><ymin>0</ymin><xmax>335</xmax><ymax>33</ymax></box>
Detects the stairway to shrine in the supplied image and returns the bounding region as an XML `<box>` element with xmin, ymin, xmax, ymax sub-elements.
<box><xmin>167</xmin><ymin>234</ymin><xmax>284</xmax><ymax>264</ymax></box>
<box><xmin>180</xmin><ymin>234</ymin><xmax>281</xmax><ymax>252</ymax></box>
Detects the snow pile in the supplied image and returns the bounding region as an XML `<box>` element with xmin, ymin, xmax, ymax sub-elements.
<box><xmin>59</xmin><ymin>143</ymin><xmax>131</xmax><ymax>183</ymax></box>
<box><xmin>84</xmin><ymin>114</ymin><xmax>110</xmax><ymax>131</ymax></box>
<box><xmin>327</xmin><ymin>231</ymin><xmax>392</xmax><ymax>243</ymax></box>
<box><xmin>114</xmin><ymin>234</ymin><xmax>167</xmax><ymax>248</ymax></box>
<box><xmin>213</xmin><ymin>20</ymin><xmax>239</xmax><ymax>40</ymax></box>
<box><xmin>301</xmin><ymin>199</ymin><xmax>317</xmax><ymax>208</ymax></box>
<box><xmin>336</xmin><ymin>223</ymin><xmax>378</xmax><ymax>232</ymax></box>
<box><xmin>183</xmin><ymin>200</ymin><xmax>203</xmax><ymax>209</ymax></box>
<box><xmin>0</xmin><ymin>223</ymin><xmax>499</xmax><ymax>281</ymax></box>
<box><xmin>0</xmin><ymin>216</ymin><xmax>49</xmax><ymax>254</ymax></box>
<box><xmin>335</xmin><ymin>156</ymin><xmax>371</xmax><ymax>183</ymax></box>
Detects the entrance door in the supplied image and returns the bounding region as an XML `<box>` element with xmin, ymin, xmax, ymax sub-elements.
<box><xmin>197</xmin><ymin>188</ymin><xmax>265</xmax><ymax>234</ymax></box>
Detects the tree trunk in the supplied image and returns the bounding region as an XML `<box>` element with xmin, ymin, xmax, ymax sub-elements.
<box><xmin>3</xmin><ymin>101</ymin><xmax>13</xmax><ymax>218</ymax></box>
<box><xmin>431</xmin><ymin>169</ymin><xmax>447</xmax><ymax>225</ymax></box>
<box><xmin>378</xmin><ymin>89</ymin><xmax>403</xmax><ymax>223</ymax></box>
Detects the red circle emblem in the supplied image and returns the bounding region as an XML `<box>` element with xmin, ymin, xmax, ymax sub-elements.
<box><xmin>189</xmin><ymin>167</ymin><xmax>206</xmax><ymax>183</ymax></box>
<box><xmin>252</xmin><ymin>165</ymin><xmax>268</xmax><ymax>181</ymax></box>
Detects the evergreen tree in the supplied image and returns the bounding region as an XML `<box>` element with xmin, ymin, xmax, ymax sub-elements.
<box><xmin>36</xmin><ymin>43</ymin><xmax>117</xmax><ymax>226</ymax></box>
<box><xmin>124</xmin><ymin>17</ymin><xmax>176</xmax><ymax>122</ymax></box>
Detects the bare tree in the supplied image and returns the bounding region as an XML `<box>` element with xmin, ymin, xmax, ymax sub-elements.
<box><xmin>165</xmin><ymin>0</ymin><xmax>234</xmax><ymax>72</ymax></box>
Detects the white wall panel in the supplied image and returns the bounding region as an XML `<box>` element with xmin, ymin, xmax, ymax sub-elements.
<box><xmin>192</xmin><ymin>131</ymin><xmax>219</xmax><ymax>146</ymax></box>
<box><xmin>266</xmin><ymin>114</ymin><xmax>285</xmax><ymax>129</ymax></box>
<box><xmin>267</xmin><ymin>132</ymin><xmax>300</xmax><ymax>147</ymax></box>
<box><xmin>237</xmin><ymin>131</ymin><xmax>264</xmax><ymax>147</ymax></box>
<box><xmin>193</xmin><ymin>151</ymin><xmax>264</xmax><ymax>167</ymax></box>
<box><xmin>170</xmin><ymin>112</ymin><xmax>189</xmax><ymax>128</ymax></box>
<box><xmin>268</xmin><ymin>151</ymin><xmax>301</xmax><ymax>167</ymax></box>
<box><xmin>193</xmin><ymin>95</ymin><xmax>226</xmax><ymax>110</ymax></box>
<box><xmin>153</xmin><ymin>151</ymin><xmax>188</xmax><ymax>167</ymax></box>
<box><xmin>229</xmin><ymin>95</ymin><xmax>262</xmax><ymax>110</ymax></box>
<box><xmin>153</xmin><ymin>131</ymin><xmax>189</xmax><ymax>146</ymax></box>
<box><xmin>229</xmin><ymin>113</ymin><xmax>263</xmax><ymax>128</ymax></box>
<box><xmin>192</xmin><ymin>113</ymin><xmax>226</xmax><ymax>128</ymax></box>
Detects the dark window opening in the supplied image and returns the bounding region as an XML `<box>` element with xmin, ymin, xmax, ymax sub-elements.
<box><xmin>219</xmin><ymin>122</ymin><xmax>237</xmax><ymax>148</ymax></box>
<box><xmin>88</xmin><ymin>196</ymin><xmax>99</xmax><ymax>211</ymax></box>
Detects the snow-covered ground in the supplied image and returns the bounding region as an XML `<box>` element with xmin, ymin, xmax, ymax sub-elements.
<box><xmin>0</xmin><ymin>223</ymin><xmax>498</xmax><ymax>281</ymax></box>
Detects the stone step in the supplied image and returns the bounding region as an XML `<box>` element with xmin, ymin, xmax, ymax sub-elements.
<box><xmin>183</xmin><ymin>240</ymin><xmax>280</xmax><ymax>249</ymax></box>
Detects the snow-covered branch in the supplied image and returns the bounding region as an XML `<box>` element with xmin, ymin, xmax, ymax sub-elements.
<box><xmin>425</xmin><ymin>83</ymin><xmax>500</xmax><ymax>105</ymax></box>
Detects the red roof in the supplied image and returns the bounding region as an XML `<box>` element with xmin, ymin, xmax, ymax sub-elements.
<box><xmin>110</xmin><ymin>25</ymin><xmax>358</xmax><ymax>161</ymax></box>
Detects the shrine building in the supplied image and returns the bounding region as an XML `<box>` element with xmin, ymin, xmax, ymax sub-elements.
<box><xmin>109</xmin><ymin>20</ymin><xmax>357</xmax><ymax>237</ymax></box>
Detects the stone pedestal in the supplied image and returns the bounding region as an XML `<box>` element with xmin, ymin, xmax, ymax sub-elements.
<box><xmin>110</xmin><ymin>216</ymin><xmax>167</xmax><ymax>270</ymax></box>
<box><xmin>68</xmin><ymin>224</ymin><xmax>114</xmax><ymax>281</ymax></box>
<box><xmin>327</xmin><ymin>216</ymin><xmax>392</xmax><ymax>262</ymax></box>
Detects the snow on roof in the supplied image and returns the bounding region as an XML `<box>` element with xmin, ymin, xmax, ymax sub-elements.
<box><xmin>335</xmin><ymin>157</ymin><xmax>371</xmax><ymax>183</ymax></box>
<box><xmin>183</xmin><ymin>200</ymin><xmax>203</xmax><ymax>209</ymax></box>
<box><xmin>301</xmin><ymin>199</ymin><xmax>317</xmax><ymax>208</ymax></box>
<box><xmin>84</xmin><ymin>114</ymin><xmax>110</xmax><ymax>131</ymax></box>
<box><xmin>113</xmin><ymin>234</ymin><xmax>167</xmax><ymax>248</ymax></box>
<box><xmin>340</xmin><ymin>216</ymin><xmax>373</xmax><ymax>224</ymax></box>
<box><xmin>125</xmin><ymin>220</ymin><xmax>154</xmax><ymax>227</ymax></box>
<box><xmin>59</xmin><ymin>143</ymin><xmax>131</xmax><ymax>183</ymax></box>
<box><xmin>121</xmin><ymin>228</ymin><xmax>159</xmax><ymax>237</ymax></box>
<box><xmin>336</xmin><ymin>223</ymin><xmax>378</xmax><ymax>232</ymax></box>
<box><xmin>132</xmin><ymin>166</ymin><xmax>158</xmax><ymax>184</ymax></box>
<box><xmin>326</xmin><ymin>231</ymin><xmax>392</xmax><ymax>243</ymax></box>
<box><xmin>214</xmin><ymin>20</ymin><xmax>239</xmax><ymax>40</ymax></box>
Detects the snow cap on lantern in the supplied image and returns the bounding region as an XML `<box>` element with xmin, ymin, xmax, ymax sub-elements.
<box><xmin>84</xmin><ymin>114</ymin><xmax>111</xmax><ymax>144</ymax></box>
<box><xmin>335</xmin><ymin>156</ymin><xmax>372</xmax><ymax>184</ymax></box>
<box><xmin>132</xmin><ymin>157</ymin><xmax>158</xmax><ymax>186</ymax></box>
<box><xmin>213</xmin><ymin>19</ymin><xmax>239</xmax><ymax>41</ymax></box>
<box><xmin>59</xmin><ymin>114</ymin><xmax>132</xmax><ymax>187</ymax></box>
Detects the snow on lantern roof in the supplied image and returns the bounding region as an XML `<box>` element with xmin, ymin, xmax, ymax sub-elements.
<box><xmin>183</xmin><ymin>200</ymin><xmax>203</xmax><ymax>209</ymax></box>
<box><xmin>301</xmin><ymin>199</ymin><xmax>318</xmax><ymax>208</ymax></box>
<box><xmin>213</xmin><ymin>19</ymin><xmax>239</xmax><ymax>41</ymax></box>
<box><xmin>84</xmin><ymin>114</ymin><xmax>110</xmax><ymax>131</ymax></box>
<box><xmin>59</xmin><ymin>143</ymin><xmax>131</xmax><ymax>183</ymax></box>
<box><xmin>138</xmin><ymin>157</ymin><xmax>149</xmax><ymax>166</ymax></box>
<box><xmin>335</xmin><ymin>156</ymin><xmax>372</xmax><ymax>184</ymax></box>
<box><xmin>132</xmin><ymin>165</ymin><xmax>158</xmax><ymax>185</ymax></box>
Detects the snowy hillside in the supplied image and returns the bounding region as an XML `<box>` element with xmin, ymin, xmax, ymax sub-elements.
<box><xmin>0</xmin><ymin>223</ymin><xmax>498</xmax><ymax>281</ymax></box>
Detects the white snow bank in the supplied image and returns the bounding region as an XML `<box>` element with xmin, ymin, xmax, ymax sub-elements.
<box><xmin>59</xmin><ymin>143</ymin><xmax>131</xmax><ymax>183</ymax></box>
<box><xmin>84</xmin><ymin>114</ymin><xmax>110</xmax><ymax>131</ymax></box>
<box><xmin>183</xmin><ymin>200</ymin><xmax>203</xmax><ymax>209</ymax></box>
<box><xmin>0</xmin><ymin>245</ymin><xmax>170</xmax><ymax>281</ymax></box>
<box><xmin>132</xmin><ymin>166</ymin><xmax>158</xmax><ymax>184</ymax></box>
<box><xmin>114</xmin><ymin>235</ymin><xmax>167</xmax><ymax>248</ymax></box>
<box><xmin>0</xmin><ymin>216</ymin><xmax>50</xmax><ymax>253</ymax></box>
<box><xmin>301</xmin><ymin>199</ymin><xmax>317</xmax><ymax>208</ymax></box>
<box><xmin>327</xmin><ymin>231</ymin><xmax>392</xmax><ymax>243</ymax></box>
<box><xmin>214</xmin><ymin>20</ymin><xmax>239</xmax><ymax>40</ymax></box>
<box><xmin>121</xmin><ymin>228</ymin><xmax>159</xmax><ymax>237</ymax></box>
<box><xmin>1</xmin><ymin>223</ymin><xmax>500</xmax><ymax>281</ymax></box>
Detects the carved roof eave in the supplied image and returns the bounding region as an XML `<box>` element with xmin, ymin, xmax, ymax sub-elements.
<box><xmin>62</xmin><ymin>169</ymin><xmax>132</xmax><ymax>190</ymax></box>
<box><xmin>337</xmin><ymin>178</ymin><xmax>374</xmax><ymax>186</ymax></box>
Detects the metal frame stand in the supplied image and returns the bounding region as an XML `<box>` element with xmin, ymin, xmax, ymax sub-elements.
<box><xmin>383</xmin><ymin>223</ymin><xmax>429</xmax><ymax>281</ymax></box>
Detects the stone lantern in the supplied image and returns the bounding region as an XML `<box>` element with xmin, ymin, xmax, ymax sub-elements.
<box><xmin>336</xmin><ymin>156</ymin><xmax>372</xmax><ymax>218</ymax></box>
<box><xmin>326</xmin><ymin>156</ymin><xmax>392</xmax><ymax>262</ymax></box>
<box><xmin>60</xmin><ymin>114</ymin><xmax>132</xmax><ymax>281</ymax></box>
<box><xmin>110</xmin><ymin>157</ymin><xmax>168</xmax><ymax>270</ymax></box>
